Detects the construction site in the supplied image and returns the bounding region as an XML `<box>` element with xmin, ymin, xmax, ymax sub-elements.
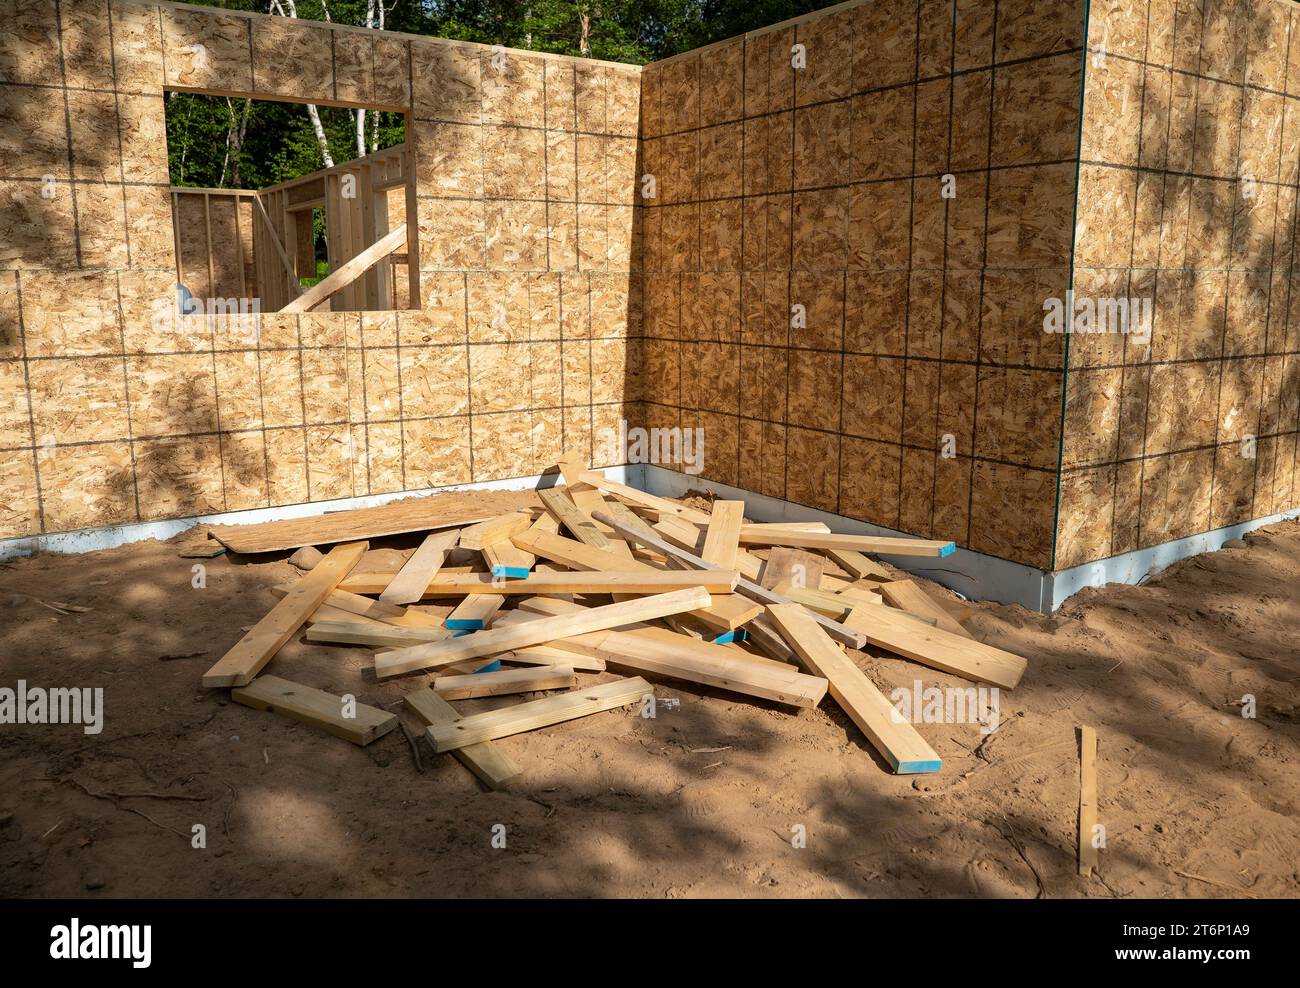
<box><xmin>0</xmin><ymin>0</ymin><xmax>1296</xmax><ymax>916</ymax></box>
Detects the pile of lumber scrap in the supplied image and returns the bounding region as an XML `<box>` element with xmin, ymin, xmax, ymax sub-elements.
<box><xmin>199</xmin><ymin>462</ymin><xmax>1028</xmax><ymax>785</ymax></box>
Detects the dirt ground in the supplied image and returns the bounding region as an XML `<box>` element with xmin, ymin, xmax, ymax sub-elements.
<box><xmin>1</xmin><ymin>501</ymin><xmax>1296</xmax><ymax>899</ymax></box>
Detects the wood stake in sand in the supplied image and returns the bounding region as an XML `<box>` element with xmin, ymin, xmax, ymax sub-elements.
<box><xmin>1078</xmin><ymin>725</ymin><xmax>1099</xmax><ymax>877</ymax></box>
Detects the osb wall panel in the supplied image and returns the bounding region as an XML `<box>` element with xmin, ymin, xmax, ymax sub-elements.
<box><xmin>1059</xmin><ymin>0</ymin><xmax>1300</xmax><ymax>570</ymax></box>
<box><xmin>638</xmin><ymin>0</ymin><xmax>1087</xmax><ymax>570</ymax></box>
<box><xmin>0</xmin><ymin>0</ymin><xmax>643</xmax><ymax>540</ymax></box>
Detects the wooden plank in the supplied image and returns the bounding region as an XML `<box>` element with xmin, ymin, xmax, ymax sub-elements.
<box><xmin>434</xmin><ymin>665</ymin><xmax>577</xmax><ymax>700</ymax></box>
<box><xmin>500</xmin><ymin>644</ymin><xmax>607</xmax><ymax>672</ymax></box>
<box><xmin>278</xmin><ymin>585</ymin><xmax>445</xmax><ymax>630</ymax></box>
<box><xmin>342</xmin><ymin>569</ymin><xmax>738</xmax><ymax>597</ymax></box>
<box><xmin>842</xmin><ymin>606</ymin><xmax>1026</xmax><ymax>689</ymax></box>
<box><xmin>232</xmin><ymin>674</ymin><xmax>397</xmax><ymax>746</ymax></box>
<box><xmin>375</xmin><ymin>587</ymin><xmax>713</xmax><ymax>678</ymax></box>
<box><xmin>539</xmin><ymin>487</ymin><xmax>610</xmax><ymax>548</ymax></box>
<box><xmin>878</xmin><ymin>579</ymin><xmax>973</xmax><ymax>639</ymax></box>
<box><xmin>282</xmin><ymin>223</ymin><xmax>407</xmax><ymax>313</ymax></box>
<box><xmin>765</xmin><ymin>604</ymin><xmax>942</xmax><ymax>775</ymax></box>
<box><xmin>482</xmin><ymin>539</ymin><xmax>534</xmax><ymax>579</ymax></box>
<box><xmin>593</xmin><ymin>510</ymin><xmax>867</xmax><ymax>649</ymax></box>
<box><xmin>459</xmin><ymin>511</ymin><xmax>535</xmax><ymax>550</ymax></box>
<box><xmin>378</xmin><ymin>529</ymin><xmax>459</xmax><ymax>605</ymax></box>
<box><xmin>445</xmin><ymin>593</ymin><xmax>504</xmax><ymax>631</ymax></box>
<box><xmin>737</xmin><ymin>527</ymin><xmax>955</xmax><ymax>557</ymax></box>
<box><xmin>1078</xmin><ymin>725</ymin><xmax>1099</xmax><ymax>877</ymax></box>
<box><xmin>567</xmin><ymin>488</ymin><xmax>634</xmax><ymax>560</ymax></box>
<box><xmin>760</xmin><ymin>546</ymin><xmax>825</xmax><ymax>591</ymax></box>
<box><xmin>824</xmin><ymin>547</ymin><xmax>892</xmax><ymax>582</ymax></box>
<box><xmin>404</xmin><ymin>688</ymin><xmax>523</xmax><ymax>789</ymax></box>
<box><xmin>202</xmin><ymin>542</ymin><xmax>367</xmax><ymax>688</ymax></box>
<box><xmin>700</xmin><ymin>500</ymin><xmax>744</xmax><ymax>569</ymax></box>
<box><xmin>305</xmin><ymin>620</ymin><xmax>450</xmax><ymax>649</ymax></box>
<box><xmin>594</xmin><ymin>629</ymin><xmax>827</xmax><ymax>708</ymax></box>
<box><xmin>577</xmin><ymin>472</ymin><xmax>713</xmax><ymax>524</ymax></box>
<box><xmin>427</xmin><ymin>677</ymin><xmax>653</xmax><ymax>752</ymax></box>
<box><xmin>207</xmin><ymin>490</ymin><xmax>533</xmax><ymax>553</ymax></box>
<box><xmin>842</xmin><ymin>605</ymin><xmax>1024</xmax><ymax>691</ymax></box>
<box><xmin>512</xmin><ymin>529</ymin><xmax>760</xmax><ymax>630</ymax></box>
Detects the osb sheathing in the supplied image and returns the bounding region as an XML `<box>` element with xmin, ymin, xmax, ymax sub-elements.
<box><xmin>1058</xmin><ymin>0</ymin><xmax>1300</xmax><ymax>569</ymax></box>
<box><xmin>0</xmin><ymin>0</ymin><xmax>644</xmax><ymax>541</ymax></box>
<box><xmin>637</xmin><ymin>0</ymin><xmax>1299</xmax><ymax>573</ymax></box>
<box><xmin>3</xmin><ymin>0</ymin><xmax>1297</xmax><ymax>578</ymax></box>
<box><xmin>638</xmin><ymin>0</ymin><xmax>1087</xmax><ymax>570</ymax></box>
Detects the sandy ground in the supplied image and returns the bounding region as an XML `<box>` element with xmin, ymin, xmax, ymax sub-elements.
<box><xmin>0</xmin><ymin>501</ymin><xmax>1296</xmax><ymax>899</ymax></box>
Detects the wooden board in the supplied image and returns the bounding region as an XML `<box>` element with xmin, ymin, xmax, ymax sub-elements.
<box><xmin>699</xmin><ymin>500</ymin><xmax>744</xmax><ymax>569</ymax></box>
<box><xmin>427</xmin><ymin>676</ymin><xmax>653</xmax><ymax>752</ymax></box>
<box><xmin>878</xmin><ymin>579</ymin><xmax>972</xmax><ymax>638</ymax></box>
<box><xmin>459</xmin><ymin>511</ymin><xmax>534</xmax><ymax>550</ymax></box>
<box><xmin>738</xmin><ymin>528</ymin><xmax>955</xmax><ymax>558</ymax></box>
<box><xmin>539</xmin><ymin>487</ymin><xmax>611</xmax><ymax>548</ymax></box>
<box><xmin>404</xmin><ymin>688</ymin><xmax>523</xmax><ymax>789</ymax></box>
<box><xmin>232</xmin><ymin>674</ymin><xmax>397</xmax><ymax>745</ymax></box>
<box><xmin>445</xmin><ymin>593</ymin><xmax>504</xmax><ymax>630</ymax></box>
<box><xmin>765</xmin><ymin>604</ymin><xmax>941</xmax><ymax>774</ymax></box>
<box><xmin>760</xmin><ymin>547</ymin><xmax>825</xmax><ymax>590</ymax></box>
<box><xmin>375</xmin><ymin>587</ymin><xmax>713</xmax><ymax>678</ymax></box>
<box><xmin>379</xmin><ymin>529</ymin><xmax>459</xmax><ymax>605</ymax></box>
<box><xmin>595</xmin><ymin>629</ymin><xmax>828</xmax><ymax>709</ymax></box>
<box><xmin>592</xmin><ymin>510</ymin><xmax>867</xmax><ymax>649</ymax></box>
<box><xmin>434</xmin><ymin>665</ymin><xmax>577</xmax><ymax>700</ymax></box>
<box><xmin>577</xmin><ymin>472</ymin><xmax>713</xmax><ymax>524</ymax></box>
<box><xmin>207</xmin><ymin>490</ymin><xmax>534</xmax><ymax>553</ymax></box>
<box><xmin>342</xmin><ymin>569</ymin><xmax>738</xmax><ymax>597</ymax></box>
<box><xmin>305</xmin><ymin>620</ymin><xmax>450</xmax><ymax>649</ymax></box>
<box><xmin>276</xmin><ymin>584</ymin><xmax>446</xmax><ymax>630</ymax></box>
<box><xmin>843</xmin><ymin>606</ymin><xmax>1026</xmax><ymax>690</ymax></box>
<box><xmin>1078</xmin><ymin>725</ymin><xmax>1099</xmax><ymax>877</ymax></box>
<box><xmin>501</xmin><ymin>644</ymin><xmax>607</xmax><ymax>672</ymax></box>
<box><xmin>482</xmin><ymin>539</ymin><xmax>535</xmax><ymax>579</ymax></box>
<box><xmin>203</xmin><ymin>542</ymin><xmax>368</xmax><ymax>688</ymax></box>
<box><xmin>824</xmin><ymin>547</ymin><xmax>892</xmax><ymax>582</ymax></box>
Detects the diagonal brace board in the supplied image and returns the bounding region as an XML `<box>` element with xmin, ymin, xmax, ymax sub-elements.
<box><xmin>203</xmin><ymin>541</ymin><xmax>368</xmax><ymax>688</ymax></box>
<box><xmin>374</xmin><ymin>586</ymin><xmax>714</xmax><ymax>678</ymax></box>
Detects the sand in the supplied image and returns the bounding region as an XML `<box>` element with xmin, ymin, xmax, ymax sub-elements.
<box><xmin>0</xmin><ymin>502</ymin><xmax>1295</xmax><ymax>899</ymax></box>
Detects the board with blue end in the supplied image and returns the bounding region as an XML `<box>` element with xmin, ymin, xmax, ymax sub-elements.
<box><xmin>938</xmin><ymin>542</ymin><xmax>956</xmax><ymax>557</ymax></box>
<box><xmin>491</xmin><ymin>564</ymin><xmax>531</xmax><ymax>579</ymax></box>
<box><xmin>711</xmin><ymin>628</ymin><xmax>749</xmax><ymax>644</ymax></box>
<box><xmin>447</xmin><ymin>618</ymin><xmax>487</xmax><ymax>631</ymax></box>
<box><xmin>888</xmin><ymin>755</ymin><xmax>943</xmax><ymax>774</ymax></box>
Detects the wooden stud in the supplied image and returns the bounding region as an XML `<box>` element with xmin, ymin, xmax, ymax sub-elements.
<box><xmin>343</xmin><ymin>569</ymin><xmax>738</xmax><ymax>597</ymax></box>
<box><xmin>737</xmin><ymin>528</ymin><xmax>955</xmax><ymax>557</ymax></box>
<box><xmin>232</xmin><ymin>674</ymin><xmax>397</xmax><ymax>746</ymax></box>
<box><xmin>1078</xmin><ymin>725</ymin><xmax>1099</xmax><ymax>877</ymax></box>
<box><xmin>433</xmin><ymin>665</ymin><xmax>578</xmax><ymax>700</ymax></box>
<box><xmin>765</xmin><ymin>604</ymin><xmax>942</xmax><ymax>775</ymax></box>
<box><xmin>202</xmin><ymin>542</ymin><xmax>368</xmax><ymax>688</ymax></box>
<box><xmin>379</xmin><ymin>529</ymin><xmax>459</xmax><ymax>605</ymax></box>
<box><xmin>445</xmin><ymin>593</ymin><xmax>505</xmax><ymax>631</ymax></box>
<box><xmin>427</xmin><ymin>677</ymin><xmax>653</xmax><ymax>752</ymax></box>
<box><xmin>404</xmin><ymin>688</ymin><xmax>523</xmax><ymax>789</ymax></box>
<box><xmin>700</xmin><ymin>500</ymin><xmax>744</xmax><ymax>570</ymax></box>
<box><xmin>593</xmin><ymin>510</ymin><xmax>867</xmax><ymax>649</ymax></box>
<box><xmin>375</xmin><ymin>587</ymin><xmax>714</xmax><ymax>678</ymax></box>
<box><xmin>877</xmin><ymin>579</ymin><xmax>973</xmax><ymax>639</ymax></box>
<box><xmin>842</xmin><ymin>606</ymin><xmax>1026</xmax><ymax>690</ymax></box>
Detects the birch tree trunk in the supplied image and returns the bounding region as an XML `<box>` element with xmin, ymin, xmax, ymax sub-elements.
<box><xmin>271</xmin><ymin>0</ymin><xmax>334</xmax><ymax>168</ymax></box>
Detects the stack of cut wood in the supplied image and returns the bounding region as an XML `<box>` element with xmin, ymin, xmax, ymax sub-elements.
<box><xmin>199</xmin><ymin>460</ymin><xmax>1028</xmax><ymax>785</ymax></box>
